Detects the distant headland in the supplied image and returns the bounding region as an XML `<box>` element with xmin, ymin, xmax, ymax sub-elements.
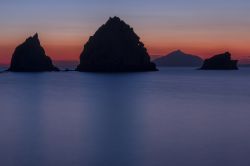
<box><xmin>154</xmin><ymin>50</ymin><xmax>203</xmax><ymax>67</ymax></box>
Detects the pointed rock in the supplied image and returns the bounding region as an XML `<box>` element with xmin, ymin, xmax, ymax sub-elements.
<box><xmin>9</xmin><ymin>34</ymin><xmax>59</xmax><ymax>72</ymax></box>
<box><xmin>154</xmin><ymin>50</ymin><xmax>203</xmax><ymax>67</ymax></box>
<box><xmin>200</xmin><ymin>52</ymin><xmax>238</xmax><ymax>70</ymax></box>
<box><xmin>76</xmin><ymin>16</ymin><xmax>157</xmax><ymax>72</ymax></box>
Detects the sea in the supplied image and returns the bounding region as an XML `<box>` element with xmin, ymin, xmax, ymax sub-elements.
<box><xmin>0</xmin><ymin>67</ymin><xmax>250</xmax><ymax>166</ymax></box>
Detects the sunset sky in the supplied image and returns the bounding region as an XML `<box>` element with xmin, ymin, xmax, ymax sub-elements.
<box><xmin>0</xmin><ymin>0</ymin><xmax>250</xmax><ymax>64</ymax></box>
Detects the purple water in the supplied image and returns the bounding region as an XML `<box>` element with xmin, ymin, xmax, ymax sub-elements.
<box><xmin>0</xmin><ymin>68</ymin><xmax>250</xmax><ymax>166</ymax></box>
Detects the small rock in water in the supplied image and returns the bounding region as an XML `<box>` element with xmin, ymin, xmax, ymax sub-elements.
<box><xmin>200</xmin><ymin>52</ymin><xmax>238</xmax><ymax>70</ymax></box>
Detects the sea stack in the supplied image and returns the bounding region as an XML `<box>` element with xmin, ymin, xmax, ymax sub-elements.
<box><xmin>9</xmin><ymin>33</ymin><xmax>59</xmax><ymax>72</ymax></box>
<box><xmin>154</xmin><ymin>50</ymin><xmax>203</xmax><ymax>67</ymax></box>
<box><xmin>76</xmin><ymin>16</ymin><xmax>157</xmax><ymax>72</ymax></box>
<box><xmin>200</xmin><ymin>52</ymin><xmax>238</xmax><ymax>70</ymax></box>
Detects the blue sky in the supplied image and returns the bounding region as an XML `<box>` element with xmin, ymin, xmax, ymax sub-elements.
<box><xmin>0</xmin><ymin>0</ymin><xmax>249</xmax><ymax>62</ymax></box>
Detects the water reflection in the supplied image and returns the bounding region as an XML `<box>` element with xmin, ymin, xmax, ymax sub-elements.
<box><xmin>78</xmin><ymin>73</ymin><xmax>143</xmax><ymax>166</ymax></box>
<box><xmin>0</xmin><ymin>69</ymin><xmax>250</xmax><ymax>166</ymax></box>
<box><xmin>0</xmin><ymin>74</ymin><xmax>45</xmax><ymax>166</ymax></box>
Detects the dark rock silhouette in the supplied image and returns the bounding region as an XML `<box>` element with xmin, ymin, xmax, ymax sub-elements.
<box><xmin>76</xmin><ymin>16</ymin><xmax>157</xmax><ymax>72</ymax></box>
<box><xmin>154</xmin><ymin>50</ymin><xmax>203</xmax><ymax>67</ymax></box>
<box><xmin>200</xmin><ymin>52</ymin><xmax>238</xmax><ymax>70</ymax></box>
<box><xmin>9</xmin><ymin>33</ymin><xmax>59</xmax><ymax>72</ymax></box>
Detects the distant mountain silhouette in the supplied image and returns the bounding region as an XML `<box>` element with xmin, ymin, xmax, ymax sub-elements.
<box><xmin>54</xmin><ymin>60</ymin><xmax>78</xmax><ymax>70</ymax></box>
<box><xmin>76</xmin><ymin>16</ymin><xmax>157</xmax><ymax>72</ymax></box>
<box><xmin>0</xmin><ymin>63</ymin><xmax>8</xmax><ymax>68</ymax></box>
<box><xmin>154</xmin><ymin>50</ymin><xmax>203</xmax><ymax>67</ymax></box>
<box><xmin>240</xmin><ymin>64</ymin><xmax>250</xmax><ymax>67</ymax></box>
<box><xmin>9</xmin><ymin>33</ymin><xmax>59</xmax><ymax>72</ymax></box>
<box><xmin>200</xmin><ymin>52</ymin><xmax>238</xmax><ymax>70</ymax></box>
<box><xmin>0</xmin><ymin>65</ymin><xmax>7</xmax><ymax>72</ymax></box>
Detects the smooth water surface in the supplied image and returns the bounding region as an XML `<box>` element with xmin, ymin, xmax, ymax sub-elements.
<box><xmin>0</xmin><ymin>68</ymin><xmax>250</xmax><ymax>166</ymax></box>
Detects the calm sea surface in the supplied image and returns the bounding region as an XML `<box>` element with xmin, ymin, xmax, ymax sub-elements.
<box><xmin>0</xmin><ymin>68</ymin><xmax>250</xmax><ymax>166</ymax></box>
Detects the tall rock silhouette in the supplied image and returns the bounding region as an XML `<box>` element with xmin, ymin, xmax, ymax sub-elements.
<box><xmin>154</xmin><ymin>50</ymin><xmax>203</xmax><ymax>67</ymax></box>
<box><xmin>200</xmin><ymin>52</ymin><xmax>238</xmax><ymax>70</ymax></box>
<box><xmin>76</xmin><ymin>16</ymin><xmax>157</xmax><ymax>72</ymax></box>
<box><xmin>9</xmin><ymin>33</ymin><xmax>59</xmax><ymax>72</ymax></box>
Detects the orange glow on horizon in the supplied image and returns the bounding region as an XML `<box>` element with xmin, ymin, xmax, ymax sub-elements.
<box><xmin>0</xmin><ymin>36</ymin><xmax>250</xmax><ymax>64</ymax></box>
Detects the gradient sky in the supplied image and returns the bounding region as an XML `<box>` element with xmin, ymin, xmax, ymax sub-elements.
<box><xmin>0</xmin><ymin>0</ymin><xmax>250</xmax><ymax>63</ymax></box>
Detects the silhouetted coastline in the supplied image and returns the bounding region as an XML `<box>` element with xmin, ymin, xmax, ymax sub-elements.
<box><xmin>0</xmin><ymin>18</ymin><xmax>245</xmax><ymax>72</ymax></box>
